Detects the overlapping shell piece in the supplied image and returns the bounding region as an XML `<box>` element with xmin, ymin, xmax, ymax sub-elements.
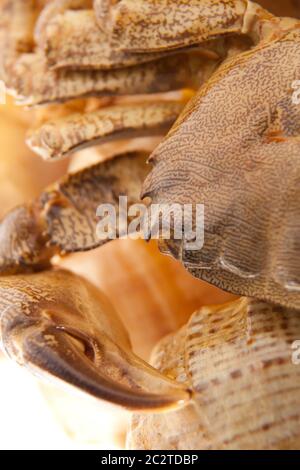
<box><xmin>0</xmin><ymin>0</ymin><xmax>299</xmax><ymax>450</ymax></box>
<box><xmin>59</xmin><ymin>239</ymin><xmax>236</xmax><ymax>360</ymax></box>
<box><xmin>129</xmin><ymin>298</ymin><xmax>300</xmax><ymax>449</ymax></box>
<box><xmin>0</xmin><ymin>98</ymin><xmax>67</xmax><ymax>217</ymax></box>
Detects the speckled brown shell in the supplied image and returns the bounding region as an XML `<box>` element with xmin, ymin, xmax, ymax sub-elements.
<box><xmin>0</xmin><ymin>268</ymin><xmax>189</xmax><ymax>410</ymax></box>
<box><xmin>143</xmin><ymin>29</ymin><xmax>300</xmax><ymax>310</ymax></box>
<box><xmin>129</xmin><ymin>298</ymin><xmax>300</xmax><ymax>449</ymax></box>
<box><xmin>0</xmin><ymin>152</ymin><xmax>149</xmax><ymax>275</ymax></box>
<box><xmin>0</xmin><ymin>1</ymin><xmax>300</xmax><ymax>450</ymax></box>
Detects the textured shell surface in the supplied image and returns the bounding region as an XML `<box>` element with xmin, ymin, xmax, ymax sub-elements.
<box><xmin>129</xmin><ymin>298</ymin><xmax>300</xmax><ymax>450</ymax></box>
<box><xmin>0</xmin><ymin>0</ymin><xmax>300</xmax><ymax>451</ymax></box>
<box><xmin>143</xmin><ymin>28</ymin><xmax>300</xmax><ymax>310</ymax></box>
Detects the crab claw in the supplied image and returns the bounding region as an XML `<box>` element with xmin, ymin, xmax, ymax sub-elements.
<box><xmin>0</xmin><ymin>152</ymin><xmax>149</xmax><ymax>275</ymax></box>
<box><xmin>27</xmin><ymin>101</ymin><xmax>184</xmax><ymax>161</ymax></box>
<box><xmin>0</xmin><ymin>269</ymin><xmax>190</xmax><ymax>410</ymax></box>
<box><xmin>142</xmin><ymin>27</ymin><xmax>300</xmax><ymax>310</ymax></box>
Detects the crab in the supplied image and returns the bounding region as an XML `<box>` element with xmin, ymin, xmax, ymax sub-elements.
<box><xmin>0</xmin><ymin>0</ymin><xmax>300</xmax><ymax>450</ymax></box>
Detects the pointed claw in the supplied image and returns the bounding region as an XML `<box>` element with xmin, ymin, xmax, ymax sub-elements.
<box><xmin>27</xmin><ymin>101</ymin><xmax>184</xmax><ymax>160</ymax></box>
<box><xmin>0</xmin><ymin>269</ymin><xmax>190</xmax><ymax>410</ymax></box>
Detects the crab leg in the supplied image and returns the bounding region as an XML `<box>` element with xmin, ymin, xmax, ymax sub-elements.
<box><xmin>6</xmin><ymin>51</ymin><xmax>214</xmax><ymax>106</ymax></box>
<box><xmin>0</xmin><ymin>1</ymin><xmax>222</xmax><ymax>105</ymax></box>
<box><xmin>37</xmin><ymin>7</ymin><xmax>221</xmax><ymax>70</ymax></box>
<box><xmin>0</xmin><ymin>0</ymin><xmax>37</xmax><ymax>53</ymax></box>
<box><xmin>27</xmin><ymin>101</ymin><xmax>184</xmax><ymax>160</ymax></box>
<box><xmin>0</xmin><ymin>152</ymin><xmax>149</xmax><ymax>275</ymax></box>
<box><xmin>142</xmin><ymin>25</ymin><xmax>300</xmax><ymax>310</ymax></box>
<box><xmin>0</xmin><ymin>269</ymin><xmax>190</xmax><ymax>410</ymax></box>
<box><xmin>94</xmin><ymin>1</ymin><xmax>297</xmax><ymax>54</ymax></box>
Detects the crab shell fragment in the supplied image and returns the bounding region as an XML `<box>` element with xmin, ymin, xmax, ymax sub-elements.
<box><xmin>144</xmin><ymin>26</ymin><xmax>300</xmax><ymax>310</ymax></box>
<box><xmin>0</xmin><ymin>0</ymin><xmax>299</xmax><ymax>450</ymax></box>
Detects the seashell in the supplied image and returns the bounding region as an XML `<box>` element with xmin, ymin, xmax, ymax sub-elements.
<box><xmin>129</xmin><ymin>298</ymin><xmax>300</xmax><ymax>450</ymax></box>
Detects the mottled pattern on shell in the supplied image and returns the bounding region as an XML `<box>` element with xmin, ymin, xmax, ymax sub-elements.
<box><xmin>95</xmin><ymin>0</ymin><xmax>247</xmax><ymax>52</ymax></box>
<box><xmin>0</xmin><ymin>268</ymin><xmax>189</xmax><ymax>410</ymax></box>
<box><xmin>143</xmin><ymin>30</ymin><xmax>300</xmax><ymax>309</ymax></box>
<box><xmin>27</xmin><ymin>101</ymin><xmax>184</xmax><ymax>160</ymax></box>
<box><xmin>129</xmin><ymin>298</ymin><xmax>300</xmax><ymax>449</ymax></box>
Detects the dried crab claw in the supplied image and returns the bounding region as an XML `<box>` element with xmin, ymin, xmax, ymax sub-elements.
<box><xmin>143</xmin><ymin>25</ymin><xmax>300</xmax><ymax>310</ymax></box>
<box><xmin>0</xmin><ymin>0</ymin><xmax>37</xmax><ymax>59</ymax></box>
<box><xmin>0</xmin><ymin>268</ymin><xmax>190</xmax><ymax>409</ymax></box>
<box><xmin>0</xmin><ymin>152</ymin><xmax>148</xmax><ymax>275</ymax></box>
<box><xmin>6</xmin><ymin>51</ymin><xmax>212</xmax><ymax>106</ymax></box>
<box><xmin>27</xmin><ymin>101</ymin><xmax>185</xmax><ymax>160</ymax></box>
<box><xmin>0</xmin><ymin>0</ymin><xmax>299</xmax><ymax>450</ymax></box>
<box><xmin>129</xmin><ymin>298</ymin><xmax>300</xmax><ymax>449</ymax></box>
